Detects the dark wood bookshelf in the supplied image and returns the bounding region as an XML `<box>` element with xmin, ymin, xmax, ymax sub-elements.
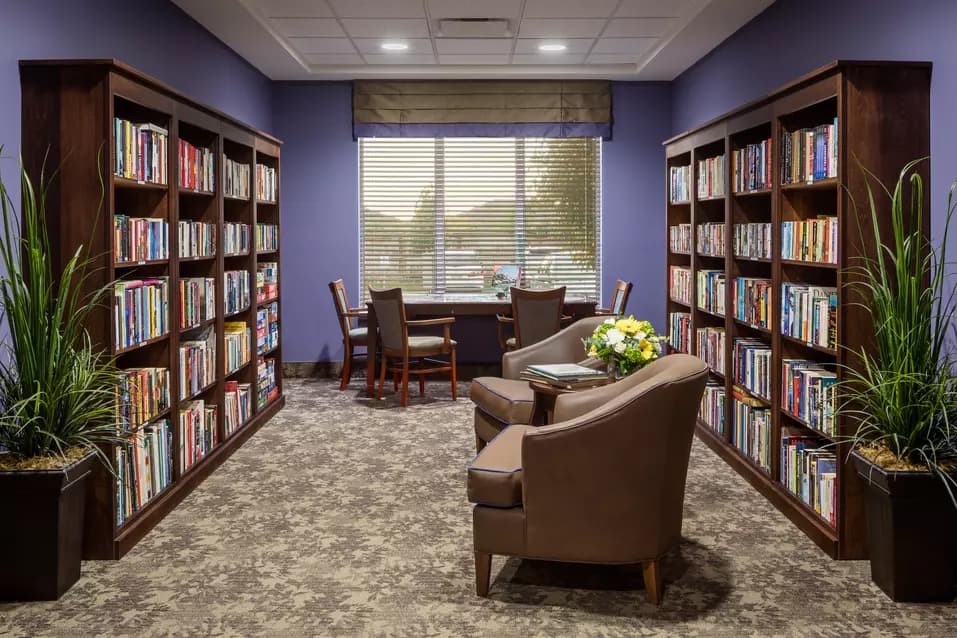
<box><xmin>19</xmin><ymin>59</ymin><xmax>284</xmax><ymax>560</ymax></box>
<box><xmin>664</xmin><ymin>60</ymin><xmax>930</xmax><ymax>560</ymax></box>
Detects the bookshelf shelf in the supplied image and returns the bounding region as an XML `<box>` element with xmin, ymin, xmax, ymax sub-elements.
<box><xmin>114</xmin><ymin>333</ymin><xmax>170</xmax><ymax>356</ymax></box>
<box><xmin>181</xmin><ymin>316</ymin><xmax>217</xmax><ymax>334</ymax></box>
<box><xmin>226</xmin><ymin>360</ymin><xmax>251</xmax><ymax>378</ymax></box>
<box><xmin>257</xmin><ymin>295</ymin><xmax>279</xmax><ymax>307</ymax></box>
<box><xmin>114</xmin><ymin>258</ymin><xmax>169</xmax><ymax>268</ymax></box>
<box><xmin>179</xmin><ymin>254</ymin><xmax>216</xmax><ymax>263</ymax></box>
<box><xmin>224</xmin><ymin>251</ymin><xmax>250</xmax><ymax>258</ymax></box>
<box><xmin>225</xmin><ymin>304</ymin><xmax>251</xmax><ymax>319</ymax></box>
<box><xmin>183</xmin><ymin>379</ymin><xmax>217</xmax><ymax>403</ymax></box>
<box><xmin>257</xmin><ymin>248</ymin><xmax>280</xmax><ymax>256</ymax></box>
<box><xmin>259</xmin><ymin>344</ymin><xmax>280</xmax><ymax>357</ymax></box>
<box><xmin>664</xmin><ymin>60</ymin><xmax>930</xmax><ymax>560</ymax></box>
<box><xmin>697</xmin><ymin>194</ymin><xmax>725</xmax><ymax>202</ymax></box>
<box><xmin>256</xmin><ymin>199</ymin><xmax>278</xmax><ymax>206</ymax></box>
<box><xmin>695</xmin><ymin>252</ymin><xmax>725</xmax><ymax>259</ymax></box>
<box><xmin>669</xmin><ymin>298</ymin><xmax>691</xmax><ymax>307</ymax></box>
<box><xmin>225</xmin><ymin>193</ymin><xmax>250</xmax><ymax>202</ymax></box>
<box><xmin>125</xmin><ymin>407</ymin><xmax>172</xmax><ymax>434</ymax></box>
<box><xmin>179</xmin><ymin>187</ymin><xmax>214</xmax><ymax>197</ymax></box>
<box><xmin>114</xmin><ymin>176</ymin><xmax>168</xmax><ymax>191</ymax></box>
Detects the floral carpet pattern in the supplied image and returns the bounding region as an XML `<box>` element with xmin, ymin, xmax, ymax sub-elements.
<box><xmin>1</xmin><ymin>378</ymin><xmax>955</xmax><ymax>637</ymax></box>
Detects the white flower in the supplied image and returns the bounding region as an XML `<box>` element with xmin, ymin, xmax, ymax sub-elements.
<box><xmin>605</xmin><ymin>328</ymin><xmax>625</xmax><ymax>345</ymax></box>
<box><xmin>613</xmin><ymin>341</ymin><xmax>626</xmax><ymax>354</ymax></box>
<box><xmin>603</xmin><ymin>318</ymin><xmax>616</xmax><ymax>325</ymax></box>
<box><xmin>636</xmin><ymin>331</ymin><xmax>647</xmax><ymax>340</ymax></box>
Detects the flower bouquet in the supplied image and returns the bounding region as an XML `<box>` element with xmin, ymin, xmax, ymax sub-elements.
<box><xmin>583</xmin><ymin>316</ymin><xmax>663</xmax><ymax>377</ymax></box>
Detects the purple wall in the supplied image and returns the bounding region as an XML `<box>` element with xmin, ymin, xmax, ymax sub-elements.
<box><xmin>273</xmin><ymin>81</ymin><xmax>673</xmax><ymax>364</ymax></box>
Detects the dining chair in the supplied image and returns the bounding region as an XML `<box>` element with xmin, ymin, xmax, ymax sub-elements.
<box><xmin>369</xmin><ymin>287</ymin><xmax>457</xmax><ymax>407</ymax></box>
<box><xmin>329</xmin><ymin>279</ymin><xmax>368</xmax><ymax>391</ymax></box>
<box><xmin>595</xmin><ymin>279</ymin><xmax>634</xmax><ymax>316</ymax></box>
<box><xmin>497</xmin><ymin>286</ymin><xmax>567</xmax><ymax>351</ymax></box>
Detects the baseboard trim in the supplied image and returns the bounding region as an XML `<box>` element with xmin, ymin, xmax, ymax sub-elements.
<box><xmin>284</xmin><ymin>361</ymin><xmax>501</xmax><ymax>380</ymax></box>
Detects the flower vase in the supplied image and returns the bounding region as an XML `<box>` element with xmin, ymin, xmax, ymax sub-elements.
<box><xmin>606</xmin><ymin>359</ymin><xmax>624</xmax><ymax>380</ymax></box>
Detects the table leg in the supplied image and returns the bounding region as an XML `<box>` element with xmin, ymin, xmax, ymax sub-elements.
<box><xmin>530</xmin><ymin>392</ymin><xmax>557</xmax><ymax>426</ymax></box>
<box><xmin>366</xmin><ymin>302</ymin><xmax>377</xmax><ymax>397</ymax></box>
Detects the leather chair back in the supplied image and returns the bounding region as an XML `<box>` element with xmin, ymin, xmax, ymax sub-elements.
<box><xmin>329</xmin><ymin>279</ymin><xmax>354</xmax><ymax>339</ymax></box>
<box><xmin>369</xmin><ymin>287</ymin><xmax>407</xmax><ymax>352</ymax></box>
<box><xmin>510</xmin><ymin>286</ymin><xmax>566</xmax><ymax>348</ymax></box>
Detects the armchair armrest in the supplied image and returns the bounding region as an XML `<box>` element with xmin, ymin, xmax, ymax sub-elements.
<box><xmin>348</xmin><ymin>307</ymin><xmax>368</xmax><ymax>314</ymax></box>
<box><xmin>497</xmin><ymin>315</ymin><xmax>514</xmax><ymax>350</ymax></box>
<box><xmin>593</xmin><ymin>307</ymin><xmax>614</xmax><ymax>316</ymax></box>
<box><xmin>501</xmin><ymin>315</ymin><xmax>608</xmax><ymax>379</ymax></box>
<box><xmin>342</xmin><ymin>311</ymin><xmax>366</xmax><ymax>318</ymax></box>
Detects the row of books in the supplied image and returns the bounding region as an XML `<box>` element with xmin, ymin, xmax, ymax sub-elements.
<box><xmin>224</xmin><ymin>222</ymin><xmax>250</xmax><ymax>255</ymax></box>
<box><xmin>114</xmin><ymin>278</ymin><xmax>169</xmax><ymax>350</ymax></box>
<box><xmin>180</xmin><ymin>401</ymin><xmax>218</xmax><ymax>473</ymax></box>
<box><xmin>519</xmin><ymin>363</ymin><xmax>610</xmax><ymax>390</ymax></box>
<box><xmin>257</xmin><ymin>262</ymin><xmax>279</xmax><ymax>303</ymax></box>
<box><xmin>696</xmin><ymin>326</ymin><xmax>726</xmax><ymax>375</ymax></box>
<box><xmin>116</xmin><ymin>419</ymin><xmax>172</xmax><ymax>526</ymax></box>
<box><xmin>178</xmin><ymin>220</ymin><xmax>215</xmax><ymax>259</ymax></box>
<box><xmin>781</xmin><ymin>283</ymin><xmax>837</xmax><ymax>348</ymax></box>
<box><xmin>257</xmin><ymin>302</ymin><xmax>280</xmax><ymax>354</ymax></box>
<box><xmin>114</xmin><ymin>118</ymin><xmax>167</xmax><ymax>185</ymax></box>
<box><xmin>224</xmin><ymin>381</ymin><xmax>252</xmax><ymax>437</ymax></box>
<box><xmin>257</xmin><ymin>164</ymin><xmax>277</xmax><ymax>202</ymax></box>
<box><xmin>179</xmin><ymin>139</ymin><xmax>214</xmax><ymax>193</ymax></box>
<box><xmin>732</xmin><ymin>138</ymin><xmax>772</xmax><ymax>193</ymax></box>
<box><xmin>114</xmin><ymin>215</ymin><xmax>168</xmax><ymax>263</ymax></box>
<box><xmin>225</xmin><ymin>322</ymin><xmax>252</xmax><ymax>375</ymax></box>
<box><xmin>669</xmin><ymin>165</ymin><xmax>691</xmax><ymax>203</ymax></box>
<box><xmin>781</xmin><ymin>217</ymin><xmax>838</xmax><ymax>264</ymax></box>
<box><xmin>669</xmin><ymin>266</ymin><xmax>692</xmax><ymax>304</ymax></box>
<box><xmin>697</xmin><ymin>154</ymin><xmax>726</xmax><ymax>199</ymax></box>
<box><xmin>781</xmin><ymin>435</ymin><xmax>837</xmax><ymax>526</ymax></box>
<box><xmin>116</xmin><ymin>367</ymin><xmax>170</xmax><ymax>431</ymax></box>
<box><xmin>224</xmin><ymin>156</ymin><xmax>251</xmax><ymax>199</ymax></box>
<box><xmin>225</xmin><ymin>270</ymin><xmax>251</xmax><ymax>315</ymax></box>
<box><xmin>179</xmin><ymin>328</ymin><xmax>216</xmax><ymax>400</ymax></box>
<box><xmin>781</xmin><ymin>119</ymin><xmax>838</xmax><ymax>185</ymax></box>
<box><xmin>733</xmin><ymin>388</ymin><xmax>772</xmax><ymax>473</ymax></box>
<box><xmin>669</xmin><ymin>223</ymin><xmax>691</xmax><ymax>253</ymax></box>
<box><xmin>700</xmin><ymin>382</ymin><xmax>726</xmax><ymax>436</ymax></box>
<box><xmin>180</xmin><ymin>277</ymin><xmax>216</xmax><ymax>330</ymax></box>
<box><xmin>782</xmin><ymin>359</ymin><xmax>837</xmax><ymax>436</ymax></box>
<box><xmin>256</xmin><ymin>223</ymin><xmax>279</xmax><ymax>252</ymax></box>
<box><xmin>696</xmin><ymin>222</ymin><xmax>725</xmax><ymax>257</ymax></box>
<box><xmin>733</xmin><ymin>222</ymin><xmax>772</xmax><ymax>260</ymax></box>
<box><xmin>258</xmin><ymin>357</ymin><xmax>279</xmax><ymax>408</ymax></box>
<box><xmin>733</xmin><ymin>339</ymin><xmax>772</xmax><ymax>400</ymax></box>
<box><xmin>732</xmin><ymin>276</ymin><xmax>772</xmax><ymax>329</ymax></box>
<box><xmin>696</xmin><ymin>270</ymin><xmax>725</xmax><ymax>315</ymax></box>
<box><xmin>669</xmin><ymin>312</ymin><xmax>691</xmax><ymax>353</ymax></box>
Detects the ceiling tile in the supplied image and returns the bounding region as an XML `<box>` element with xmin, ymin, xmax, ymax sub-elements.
<box><xmin>269</xmin><ymin>18</ymin><xmax>344</xmax><ymax>37</ymax></box>
<box><xmin>427</xmin><ymin>0</ymin><xmax>523</xmax><ymax>19</ymax></box>
<box><xmin>363</xmin><ymin>54</ymin><xmax>437</xmax><ymax>65</ymax></box>
<box><xmin>513</xmin><ymin>38</ymin><xmax>593</xmax><ymax>54</ymax></box>
<box><xmin>523</xmin><ymin>0</ymin><xmax>619</xmax><ymax>18</ymax></box>
<box><xmin>438</xmin><ymin>54</ymin><xmax>511</xmax><ymax>64</ymax></box>
<box><xmin>327</xmin><ymin>0</ymin><xmax>425</xmax><ymax>18</ymax></box>
<box><xmin>511</xmin><ymin>53</ymin><xmax>585</xmax><ymax>65</ymax></box>
<box><xmin>249</xmin><ymin>0</ymin><xmax>334</xmax><ymax>18</ymax></box>
<box><xmin>288</xmin><ymin>37</ymin><xmax>356</xmax><ymax>54</ymax></box>
<box><xmin>434</xmin><ymin>38</ymin><xmax>513</xmax><ymax>54</ymax></box>
<box><xmin>353</xmin><ymin>38</ymin><xmax>434</xmax><ymax>54</ymax></box>
<box><xmin>603</xmin><ymin>17</ymin><xmax>677</xmax><ymax>37</ymax></box>
<box><xmin>614</xmin><ymin>0</ymin><xmax>703</xmax><ymax>18</ymax></box>
<box><xmin>517</xmin><ymin>18</ymin><xmax>607</xmax><ymax>38</ymax></box>
<box><xmin>586</xmin><ymin>54</ymin><xmax>641</xmax><ymax>64</ymax></box>
<box><xmin>340</xmin><ymin>18</ymin><xmax>430</xmax><ymax>38</ymax></box>
<box><xmin>304</xmin><ymin>53</ymin><xmax>366</xmax><ymax>65</ymax></box>
<box><xmin>592</xmin><ymin>37</ymin><xmax>657</xmax><ymax>54</ymax></box>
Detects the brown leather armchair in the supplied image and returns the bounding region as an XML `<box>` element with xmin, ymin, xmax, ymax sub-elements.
<box><xmin>466</xmin><ymin>354</ymin><xmax>709</xmax><ymax>604</ymax></box>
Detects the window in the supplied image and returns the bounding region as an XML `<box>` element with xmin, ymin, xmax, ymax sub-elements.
<box><xmin>359</xmin><ymin>137</ymin><xmax>601</xmax><ymax>300</ymax></box>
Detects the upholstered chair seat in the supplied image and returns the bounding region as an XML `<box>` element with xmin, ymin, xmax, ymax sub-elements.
<box><xmin>470</xmin><ymin>378</ymin><xmax>535</xmax><ymax>433</ymax></box>
<box><xmin>466</xmin><ymin>424</ymin><xmax>531</xmax><ymax>508</ymax></box>
<box><xmin>408</xmin><ymin>335</ymin><xmax>458</xmax><ymax>352</ymax></box>
<box><xmin>348</xmin><ymin>326</ymin><xmax>369</xmax><ymax>345</ymax></box>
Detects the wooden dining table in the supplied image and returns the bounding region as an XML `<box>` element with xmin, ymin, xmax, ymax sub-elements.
<box><xmin>364</xmin><ymin>293</ymin><xmax>597</xmax><ymax>397</ymax></box>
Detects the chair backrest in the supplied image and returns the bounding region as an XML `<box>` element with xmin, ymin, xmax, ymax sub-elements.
<box><xmin>510</xmin><ymin>286</ymin><xmax>566</xmax><ymax>348</ymax></box>
<box><xmin>608</xmin><ymin>279</ymin><xmax>633</xmax><ymax>316</ymax></box>
<box><xmin>369</xmin><ymin>287</ymin><xmax>407</xmax><ymax>352</ymax></box>
<box><xmin>329</xmin><ymin>279</ymin><xmax>354</xmax><ymax>339</ymax></box>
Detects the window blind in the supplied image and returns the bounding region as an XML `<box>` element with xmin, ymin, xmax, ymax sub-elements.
<box><xmin>359</xmin><ymin>137</ymin><xmax>601</xmax><ymax>300</ymax></box>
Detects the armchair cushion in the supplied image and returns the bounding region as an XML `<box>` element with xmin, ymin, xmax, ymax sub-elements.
<box><xmin>470</xmin><ymin>377</ymin><xmax>534</xmax><ymax>426</ymax></box>
<box><xmin>348</xmin><ymin>327</ymin><xmax>369</xmax><ymax>345</ymax></box>
<box><xmin>467</xmin><ymin>424</ymin><xmax>532</xmax><ymax>507</ymax></box>
<box><xmin>408</xmin><ymin>335</ymin><xmax>456</xmax><ymax>352</ymax></box>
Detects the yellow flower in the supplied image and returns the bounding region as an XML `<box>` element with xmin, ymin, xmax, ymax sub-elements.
<box><xmin>641</xmin><ymin>348</ymin><xmax>654</xmax><ymax>360</ymax></box>
<box><xmin>615</xmin><ymin>317</ymin><xmax>641</xmax><ymax>336</ymax></box>
<box><xmin>588</xmin><ymin>346</ymin><xmax>598</xmax><ymax>357</ymax></box>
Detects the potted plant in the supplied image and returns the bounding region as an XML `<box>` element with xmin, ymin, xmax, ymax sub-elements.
<box><xmin>842</xmin><ymin>159</ymin><xmax>957</xmax><ymax>602</ymax></box>
<box><xmin>0</xmin><ymin>161</ymin><xmax>118</xmax><ymax>601</ymax></box>
<box><xmin>583</xmin><ymin>315</ymin><xmax>663</xmax><ymax>378</ymax></box>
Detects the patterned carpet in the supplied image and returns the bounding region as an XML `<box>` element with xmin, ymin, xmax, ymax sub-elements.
<box><xmin>1</xmin><ymin>378</ymin><xmax>955</xmax><ymax>637</ymax></box>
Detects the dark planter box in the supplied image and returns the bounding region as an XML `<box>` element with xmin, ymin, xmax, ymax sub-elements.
<box><xmin>853</xmin><ymin>451</ymin><xmax>957</xmax><ymax>602</ymax></box>
<box><xmin>0</xmin><ymin>453</ymin><xmax>94</xmax><ymax>600</ymax></box>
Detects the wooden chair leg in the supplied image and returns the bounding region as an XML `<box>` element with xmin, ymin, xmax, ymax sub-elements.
<box><xmin>377</xmin><ymin>355</ymin><xmax>387</xmax><ymax>400</ymax></box>
<box><xmin>642</xmin><ymin>559</ymin><xmax>662</xmax><ymax>605</ymax></box>
<box><xmin>419</xmin><ymin>373</ymin><xmax>425</xmax><ymax>396</ymax></box>
<box><xmin>475</xmin><ymin>436</ymin><xmax>486</xmax><ymax>453</ymax></box>
<box><xmin>450</xmin><ymin>348</ymin><xmax>458</xmax><ymax>400</ymax></box>
<box><xmin>339</xmin><ymin>344</ymin><xmax>352</xmax><ymax>391</ymax></box>
<box><xmin>475</xmin><ymin>551</ymin><xmax>491</xmax><ymax>597</ymax></box>
<box><xmin>393</xmin><ymin>370</ymin><xmax>399</xmax><ymax>392</ymax></box>
<box><xmin>401</xmin><ymin>359</ymin><xmax>410</xmax><ymax>407</ymax></box>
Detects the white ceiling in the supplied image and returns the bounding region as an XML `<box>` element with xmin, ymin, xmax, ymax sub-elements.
<box><xmin>172</xmin><ymin>0</ymin><xmax>774</xmax><ymax>80</ymax></box>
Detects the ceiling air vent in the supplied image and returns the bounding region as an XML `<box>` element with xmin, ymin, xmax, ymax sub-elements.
<box><xmin>436</xmin><ymin>18</ymin><xmax>512</xmax><ymax>38</ymax></box>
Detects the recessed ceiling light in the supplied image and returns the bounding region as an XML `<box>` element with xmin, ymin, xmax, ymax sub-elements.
<box><xmin>538</xmin><ymin>43</ymin><xmax>567</xmax><ymax>53</ymax></box>
<box><xmin>381</xmin><ymin>42</ymin><xmax>409</xmax><ymax>51</ymax></box>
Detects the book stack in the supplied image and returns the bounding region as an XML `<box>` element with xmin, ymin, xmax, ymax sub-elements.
<box><xmin>669</xmin><ymin>165</ymin><xmax>691</xmax><ymax>203</ymax></box>
<box><xmin>224</xmin><ymin>381</ymin><xmax>252</xmax><ymax>436</ymax></box>
<box><xmin>669</xmin><ymin>223</ymin><xmax>691</xmax><ymax>253</ymax></box>
<box><xmin>258</xmin><ymin>356</ymin><xmax>279</xmax><ymax>408</ymax></box>
<box><xmin>257</xmin><ymin>302</ymin><xmax>280</xmax><ymax>354</ymax></box>
<box><xmin>696</xmin><ymin>270</ymin><xmax>725</xmax><ymax>315</ymax></box>
<box><xmin>733</xmin><ymin>386</ymin><xmax>772</xmax><ymax>472</ymax></box>
<box><xmin>669</xmin><ymin>266</ymin><xmax>692</xmax><ymax>304</ymax></box>
<box><xmin>225</xmin><ymin>321</ymin><xmax>252</xmax><ymax>375</ymax></box>
<box><xmin>781</xmin><ymin>118</ymin><xmax>838</xmax><ymax>184</ymax></box>
<box><xmin>695</xmin><ymin>326</ymin><xmax>725</xmax><ymax>375</ymax></box>
<box><xmin>179</xmin><ymin>277</ymin><xmax>215</xmax><ymax>329</ymax></box>
<box><xmin>224</xmin><ymin>155</ymin><xmax>250</xmax><ymax>199</ymax></box>
<box><xmin>256</xmin><ymin>223</ymin><xmax>279</xmax><ymax>252</ymax></box>
<box><xmin>781</xmin><ymin>217</ymin><xmax>838</xmax><ymax>263</ymax></box>
<box><xmin>113</xmin><ymin>118</ymin><xmax>167</xmax><ymax>184</ymax></box>
<box><xmin>113</xmin><ymin>215</ymin><xmax>168</xmax><ymax>263</ymax></box>
<box><xmin>178</xmin><ymin>220</ymin><xmax>216</xmax><ymax>258</ymax></box>
<box><xmin>178</xmin><ymin>139</ymin><xmax>214</xmax><ymax>192</ymax></box>
<box><xmin>697</xmin><ymin>154</ymin><xmax>726</xmax><ymax>199</ymax></box>
<box><xmin>179</xmin><ymin>328</ymin><xmax>216</xmax><ymax>400</ymax></box>
<box><xmin>256</xmin><ymin>163</ymin><xmax>277</xmax><ymax>202</ymax></box>
<box><xmin>257</xmin><ymin>262</ymin><xmax>279</xmax><ymax>303</ymax></box>
<box><xmin>732</xmin><ymin>138</ymin><xmax>772</xmax><ymax>192</ymax></box>
<box><xmin>179</xmin><ymin>400</ymin><xmax>218</xmax><ymax>473</ymax></box>
<box><xmin>733</xmin><ymin>338</ymin><xmax>772</xmax><ymax>400</ymax></box>
<box><xmin>116</xmin><ymin>367</ymin><xmax>170</xmax><ymax>431</ymax></box>
<box><xmin>782</xmin><ymin>359</ymin><xmax>837</xmax><ymax>436</ymax></box>
<box><xmin>113</xmin><ymin>278</ymin><xmax>169</xmax><ymax>350</ymax></box>
<box><xmin>781</xmin><ymin>283</ymin><xmax>837</xmax><ymax>348</ymax></box>
<box><xmin>700</xmin><ymin>381</ymin><xmax>726</xmax><ymax>436</ymax></box>
<box><xmin>116</xmin><ymin>419</ymin><xmax>172</xmax><ymax>526</ymax></box>
<box><xmin>696</xmin><ymin>222</ymin><xmax>725</xmax><ymax>256</ymax></box>
<box><xmin>224</xmin><ymin>222</ymin><xmax>250</xmax><ymax>255</ymax></box>
<box><xmin>520</xmin><ymin>363</ymin><xmax>610</xmax><ymax>390</ymax></box>
<box><xmin>669</xmin><ymin>312</ymin><xmax>691</xmax><ymax>353</ymax></box>
<box><xmin>224</xmin><ymin>270</ymin><xmax>251</xmax><ymax>315</ymax></box>
<box><xmin>733</xmin><ymin>222</ymin><xmax>772</xmax><ymax>260</ymax></box>
<box><xmin>732</xmin><ymin>277</ymin><xmax>772</xmax><ymax>329</ymax></box>
<box><xmin>781</xmin><ymin>433</ymin><xmax>837</xmax><ymax>525</ymax></box>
